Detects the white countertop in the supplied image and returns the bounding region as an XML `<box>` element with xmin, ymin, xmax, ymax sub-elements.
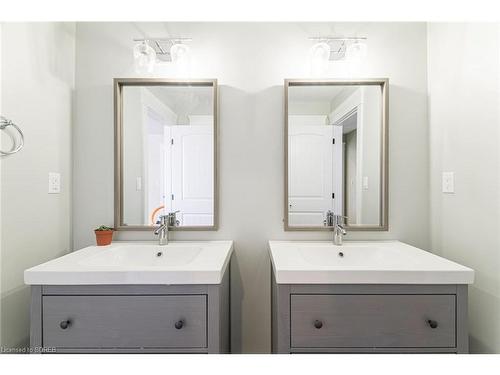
<box><xmin>24</xmin><ymin>241</ymin><xmax>233</xmax><ymax>285</ymax></box>
<box><xmin>269</xmin><ymin>240</ymin><xmax>474</xmax><ymax>285</ymax></box>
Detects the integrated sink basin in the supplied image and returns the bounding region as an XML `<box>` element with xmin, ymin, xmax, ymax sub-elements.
<box><xmin>269</xmin><ymin>240</ymin><xmax>474</xmax><ymax>284</ymax></box>
<box><xmin>24</xmin><ymin>241</ymin><xmax>233</xmax><ymax>285</ymax></box>
<box><xmin>79</xmin><ymin>245</ymin><xmax>203</xmax><ymax>267</ymax></box>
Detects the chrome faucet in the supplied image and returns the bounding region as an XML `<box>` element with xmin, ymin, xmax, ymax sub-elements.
<box><xmin>325</xmin><ymin>210</ymin><xmax>347</xmax><ymax>246</ymax></box>
<box><xmin>154</xmin><ymin>211</ymin><xmax>179</xmax><ymax>246</ymax></box>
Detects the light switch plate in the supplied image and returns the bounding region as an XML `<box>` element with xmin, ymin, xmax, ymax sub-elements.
<box><xmin>362</xmin><ymin>176</ymin><xmax>369</xmax><ymax>190</ymax></box>
<box><xmin>442</xmin><ymin>171</ymin><xmax>454</xmax><ymax>193</ymax></box>
<box><xmin>48</xmin><ymin>172</ymin><xmax>61</xmax><ymax>194</ymax></box>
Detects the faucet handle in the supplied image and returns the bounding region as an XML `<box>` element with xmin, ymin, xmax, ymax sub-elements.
<box><xmin>167</xmin><ymin>211</ymin><xmax>180</xmax><ymax>226</ymax></box>
<box><xmin>324</xmin><ymin>210</ymin><xmax>334</xmax><ymax>227</ymax></box>
<box><xmin>156</xmin><ymin>214</ymin><xmax>170</xmax><ymax>225</ymax></box>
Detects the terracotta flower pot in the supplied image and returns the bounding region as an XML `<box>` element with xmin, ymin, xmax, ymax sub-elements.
<box><xmin>94</xmin><ymin>230</ymin><xmax>114</xmax><ymax>246</ymax></box>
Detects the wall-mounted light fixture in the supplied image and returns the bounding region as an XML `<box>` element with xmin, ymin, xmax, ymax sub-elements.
<box><xmin>133</xmin><ymin>37</ymin><xmax>193</xmax><ymax>73</ymax></box>
<box><xmin>309</xmin><ymin>36</ymin><xmax>368</xmax><ymax>62</ymax></box>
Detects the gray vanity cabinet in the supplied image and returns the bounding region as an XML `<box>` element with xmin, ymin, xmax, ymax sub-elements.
<box><xmin>272</xmin><ymin>272</ymin><xmax>469</xmax><ymax>353</ymax></box>
<box><xmin>30</xmin><ymin>270</ymin><xmax>230</xmax><ymax>354</ymax></box>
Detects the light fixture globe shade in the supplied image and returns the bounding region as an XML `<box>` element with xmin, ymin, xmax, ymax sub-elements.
<box><xmin>133</xmin><ymin>41</ymin><xmax>156</xmax><ymax>74</ymax></box>
<box><xmin>170</xmin><ymin>43</ymin><xmax>190</xmax><ymax>63</ymax></box>
<box><xmin>309</xmin><ymin>42</ymin><xmax>331</xmax><ymax>63</ymax></box>
<box><xmin>346</xmin><ymin>40</ymin><xmax>367</xmax><ymax>61</ymax></box>
<box><xmin>309</xmin><ymin>42</ymin><xmax>331</xmax><ymax>76</ymax></box>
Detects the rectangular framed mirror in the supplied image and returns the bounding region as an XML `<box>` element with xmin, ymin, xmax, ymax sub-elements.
<box><xmin>284</xmin><ymin>78</ymin><xmax>388</xmax><ymax>231</ymax></box>
<box><xmin>114</xmin><ymin>78</ymin><xmax>218</xmax><ymax>231</ymax></box>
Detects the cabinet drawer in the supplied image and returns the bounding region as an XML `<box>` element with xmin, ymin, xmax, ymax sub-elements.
<box><xmin>290</xmin><ymin>294</ymin><xmax>456</xmax><ymax>348</ymax></box>
<box><xmin>43</xmin><ymin>295</ymin><xmax>207</xmax><ymax>349</ymax></box>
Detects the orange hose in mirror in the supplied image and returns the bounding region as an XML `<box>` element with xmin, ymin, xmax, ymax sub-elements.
<box><xmin>150</xmin><ymin>205</ymin><xmax>165</xmax><ymax>225</ymax></box>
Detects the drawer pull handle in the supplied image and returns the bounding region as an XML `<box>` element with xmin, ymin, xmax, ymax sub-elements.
<box><xmin>313</xmin><ymin>320</ymin><xmax>323</xmax><ymax>329</ymax></box>
<box><xmin>427</xmin><ymin>319</ymin><xmax>438</xmax><ymax>329</ymax></box>
<box><xmin>59</xmin><ymin>320</ymin><xmax>71</xmax><ymax>330</ymax></box>
<box><xmin>174</xmin><ymin>320</ymin><xmax>184</xmax><ymax>330</ymax></box>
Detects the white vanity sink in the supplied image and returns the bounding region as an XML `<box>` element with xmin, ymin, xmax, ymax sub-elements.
<box><xmin>79</xmin><ymin>244</ymin><xmax>203</xmax><ymax>267</ymax></box>
<box><xmin>24</xmin><ymin>241</ymin><xmax>233</xmax><ymax>285</ymax></box>
<box><xmin>269</xmin><ymin>240</ymin><xmax>474</xmax><ymax>284</ymax></box>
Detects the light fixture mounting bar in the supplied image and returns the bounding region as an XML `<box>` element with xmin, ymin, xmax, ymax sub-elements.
<box><xmin>308</xmin><ymin>36</ymin><xmax>368</xmax><ymax>61</ymax></box>
<box><xmin>308</xmin><ymin>36</ymin><xmax>367</xmax><ymax>41</ymax></box>
<box><xmin>133</xmin><ymin>38</ymin><xmax>193</xmax><ymax>64</ymax></box>
<box><xmin>133</xmin><ymin>37</ymin><xmax>193</xmax><ymax>42</ymax></box>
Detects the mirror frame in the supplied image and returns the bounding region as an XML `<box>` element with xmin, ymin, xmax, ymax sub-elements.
<box><xmin>114</xmin><ymin>78</ymin><xmax>219</xmax><ymax>231</ymax></box>
<box><xmin>284</xmin><ymin>78</ymin><xmax>389</xmax><ymax>231</ymax></box>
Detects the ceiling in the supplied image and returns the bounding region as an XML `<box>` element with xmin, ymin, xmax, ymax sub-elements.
<box><xmin>289</xmin><ymin>85</ymin><xmax>357</xmax><ymax>102</ymax></box>
<box><xmin>146</xmin><ymin>86</ymin><xmax>213</xmax><ymax>115</ymax></box>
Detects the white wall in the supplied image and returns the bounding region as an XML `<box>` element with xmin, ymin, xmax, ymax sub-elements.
<box><xmin>428</xmin><ymin>23</ymin><xmax>500</xmax><ymax>353</ymax></box>
<box><xmin>0</xmin><ymin>23</ymin><xmax>75</xmax><ymax>348</ymax></box>
<box><xmin>122</xmin><ymin>87</ymin><xmax>145</xmax><ymax>224</ymax></box>
<box><xmin>345</xmin><ymin>129</ymin><xmax>358</xmax><ymax>221</ymax></box>
<box><xmin>73</xmin><ymin>22</ymin><xmax>430</xmax><ymax>353</ymax></box>
<box><xmin>360</xmin><ymin>86</ymin><xmax>382</xmax><ymax>224</ymax></box>
<box><xmin>0</xmin><ymin>22</ymin><xmax>3</xmax><ymax>344</ymax></box>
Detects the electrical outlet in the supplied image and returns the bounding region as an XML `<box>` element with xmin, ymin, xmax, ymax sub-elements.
<box><xmin>48</xmin><ymin>172</ymin><xmax>61</xmax><ymax>194</ymax></box>
<box><xmin>442</xmin><ymin>172</ymin><xmax>454</xmax><ymax>193</ymax></box>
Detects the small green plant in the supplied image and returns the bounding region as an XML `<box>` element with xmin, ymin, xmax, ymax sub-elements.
<box><xmin>95</xmin><ymin>225</ymin><xmax>113</xmax><ymax>231</ymax></box>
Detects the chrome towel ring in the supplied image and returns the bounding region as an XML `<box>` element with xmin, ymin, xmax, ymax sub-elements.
<box><xmin>0</xmin><ymin>116</ymin><xmax>24</xmax><ymax>156</ymax></box>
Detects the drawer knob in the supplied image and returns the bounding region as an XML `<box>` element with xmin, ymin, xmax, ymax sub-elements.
<box><xmin>313</xmin><ymin>320</ymin><xmax>323</xmax><ymax>329</ymax></box>
<box><xmin>427</xmin><ymin>319</ymin><xmax>438</xmax><ymax>329</ymax></box>
<box><xmin>174</xmin><ymin>320</ymin><xmax>184</xmax><ymax>330</ymax></box>
<box><xmin>59</xmin><ymin>319</ymin><xmax>71</xmax><ymax>330</ymax></box>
